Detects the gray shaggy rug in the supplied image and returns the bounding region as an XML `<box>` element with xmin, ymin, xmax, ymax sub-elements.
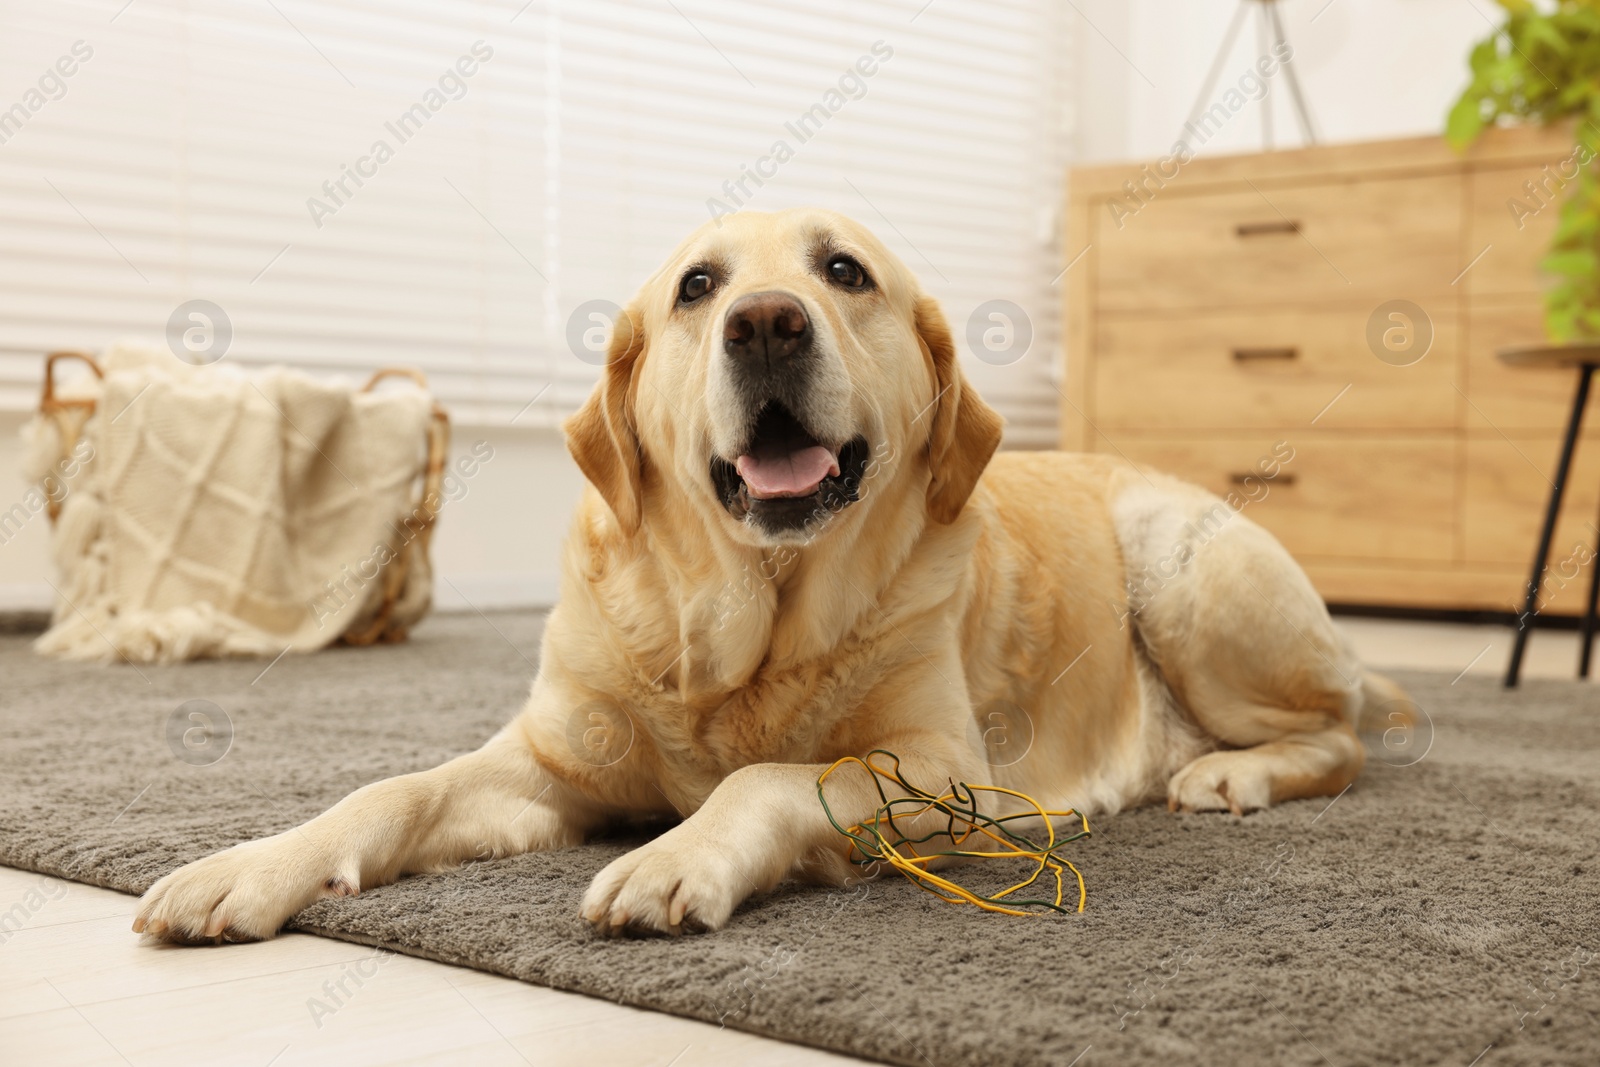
<box><xmin>1</xmin><ymin>612</ymin><xmax>1597</xmax><ymax>1066</ymax></box>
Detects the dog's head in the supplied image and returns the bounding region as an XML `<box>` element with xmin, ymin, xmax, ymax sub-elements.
<box><xmin>564</xmin><ymin>208</ymin><xmax>1003</xmax><ymax>547</ymax></box>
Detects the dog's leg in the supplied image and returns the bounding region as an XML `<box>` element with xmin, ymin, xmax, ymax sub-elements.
<box><xmin>1167</xmin><ymin>723</ymin><xmax>1365</xmax><ymax>815</ymax></box>
<box><xmin>580</xmin><ymin>735</ymin><xmax>978</xmax><ymax>935</ymax></box>
<box><xmin>134</xmin><ymin>727</ymin><xmax>594</xmax><ymax>943</ymax></box>
<box><xmin>1111</xmin><ymin>477</ymin><xmax>1372</xmax><ymax>815</ymax></box>
<box><xmin>1153</xmin><ymin>560</ymin><xmax>1370</xmax><ymax>815</ymax></box>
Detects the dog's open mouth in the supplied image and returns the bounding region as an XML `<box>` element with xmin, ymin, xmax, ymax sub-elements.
<box><xmin>711</xmin><ymin>402</ymin><xmax>870</xmax><ymax>532</ymax></box>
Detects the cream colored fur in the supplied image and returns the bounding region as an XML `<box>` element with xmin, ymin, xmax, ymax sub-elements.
<box><xmin>135</xmin><ymin>209</ymin><xmax>1392</xmax><ymax>942</ymax></box>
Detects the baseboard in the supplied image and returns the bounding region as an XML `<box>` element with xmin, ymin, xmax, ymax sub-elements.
<box><xmin>0</xmin><ymin>577</ymin><xmax>1573</xmax><ymax>631</ymax></box>
<box><xmin>1328</xmin><ymin>602</ymin><xmax>1584</xmax><ymax>630</ymax></box>
<box><xmin>6</xmin><ymin>575</ymin><xmax>1577</xmax><ymax>626</ymax></box>
<box><xmin>2</xmin><ymin>575</ymin><xmax>558</xmax><ymax>622</ymax></box>
<box><xmin>0</xmin><ymin>582</ymin><xmax>52</xmax><ymax>613</ymax></box>
<box><xmin>432</xmin><ymin>572</ymin><xmax>559</xmax><ymax>613</ymax></box>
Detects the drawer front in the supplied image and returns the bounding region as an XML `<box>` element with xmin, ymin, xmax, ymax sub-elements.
<box><xmin>1464</xmin><ymin>433</ymin><xmax>1600</xmax><ymax>567</ymax></box>
<box><xmin>1465</xmin><ymin>154</ymin><xmax>1573</xmax><ymax>297</ymax></box>
<box><xmin>1464</xmin><ymin>300</ymin><xmax>1599</xmax><ymax>431</ymax></box>
<box><xmin>1095</xmin><ymin>174</ymin><xmax>1463</xmax><ymax>311</ymax></box>
<box><xmin>1300</xmin><ymin>560</ymin><xmax>1530</xmax><ymax>612</ymax></box>
<box><xmin>1095</xmin><ymin>306</ymin><xmax>1458</xmax><ymax>431</ymax></box>
<box><xmin>1102</xmin><ymin>435</ymin><xmax>1456</xmax><ymax>562</ymax></box>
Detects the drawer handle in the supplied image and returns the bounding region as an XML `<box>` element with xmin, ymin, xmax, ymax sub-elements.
<box><xmin>1235</xmin><ymin>220</ymin><xmax>1300</xmax><ymax>237</ymax></box>
<box><xmin>1229</xmin><ymin>471</ymin><xmax>1297</xmax><ymax>487</ymax></box>
<box><xmin>1232</xmin><ymin>347</ymin><xmax>1299</xmax><ymax>362</ymax></box>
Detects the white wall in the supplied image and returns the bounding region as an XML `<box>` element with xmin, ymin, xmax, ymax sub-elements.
<box><xmin>1070</xmin><ymin>0</ymin><xmax>1489</xmax><ymax>164</ymax></box>
<box><xmin>0</xmin><ymin>413</ymin><xmax>51</xmax><ymax>610</ymax></box>
<box><xmin>424</xmin><ymin>425</ymin><xmax>585</xmax><ymax>613</ymax></box>
<box><xmin>0</xmin><ymin>0</ymin><xmax>1500</xmax><ymax>614</ymax></box>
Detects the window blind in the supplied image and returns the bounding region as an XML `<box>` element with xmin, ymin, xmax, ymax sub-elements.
<box><xmin>0</xmin><ymin>0</ymin><xmax>1071</xmax><ymax>443</ymax></box>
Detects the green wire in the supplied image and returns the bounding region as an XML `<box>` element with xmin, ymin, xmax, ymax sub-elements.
<box><xmin>815</xmin><ymin>749</ymin><xmax>1090</xmax><ymax>915</ymax></box>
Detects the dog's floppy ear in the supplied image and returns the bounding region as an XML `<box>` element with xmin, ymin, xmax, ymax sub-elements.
<box><xmin>563</xmin><ymin>305</ymin><xmax>646</xmax><ymax>535</ymax></box>
<box><xmin>916</xmin><ymin>295</ymin><xmax>1004</xmax><ymax>524</ymax></box>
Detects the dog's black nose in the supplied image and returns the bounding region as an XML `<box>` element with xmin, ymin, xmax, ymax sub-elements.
<box><xmin>723</xmin><ymin>291</ymin><xmax>811</xmax><ymax>367</ymax></box>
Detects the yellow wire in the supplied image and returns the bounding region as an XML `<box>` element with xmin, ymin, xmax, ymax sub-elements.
<box><xmin>817</xmin><ymin>752</ymin><xmax>1090</xmax><ymax>915</ymax></box>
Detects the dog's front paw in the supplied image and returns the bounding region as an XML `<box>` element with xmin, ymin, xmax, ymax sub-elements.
<box><xmin>133</xmin><ymin>835</ymin><xmax>349</xmax><ymax>944</ymax></box>
<box><xmin>580</xmin><ymin>826</ymin><xmax>751</xmax><ymax>936</ymax></box>
<box><xmin>1167</xmin><ymin>751</ymin><xmax>1272</xmax><ymax>816</ymax></box>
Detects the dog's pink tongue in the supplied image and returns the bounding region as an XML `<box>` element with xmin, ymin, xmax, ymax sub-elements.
<box><xmin>736</xmin><ymin>446</ymin><xmax>838</xmax><ymax>499</ymax></box>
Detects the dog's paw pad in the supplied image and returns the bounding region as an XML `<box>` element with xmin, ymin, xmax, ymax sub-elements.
<box><xmin>1167</xmin><ymin>752</ymin><xmax>1272</xmax><ymax>815</ymax></box>
<box><xmin>132</xmin><ymin>838</ymin><xmax>327</xmax><ymax>944</ymax></box>
<box><xmin>580</xmin><ymin>828</ymin><xmax>746</xmax><ymax>936</ymax></box>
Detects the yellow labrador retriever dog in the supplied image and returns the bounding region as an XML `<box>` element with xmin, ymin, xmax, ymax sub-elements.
<box><xmin>135</xmin><ymin>208</ymin><xmax>1401</xmax><ymax>942</ymax></box>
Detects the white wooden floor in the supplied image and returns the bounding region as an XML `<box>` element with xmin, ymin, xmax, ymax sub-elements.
<box><xmin>0</xmin><ymin>865</ymin><xmax>861</xmax><ymax>1066</ymax></box>
<box><xmin>1</xmin><ymin>617</ymin><xmax>1587</xmax><ymax>1066</ymax></box>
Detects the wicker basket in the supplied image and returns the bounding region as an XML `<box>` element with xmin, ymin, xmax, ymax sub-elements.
<box><xmin>37</xmin><ymin>351</ymin><xmax>450</xmax><ymax>647</ymax></box>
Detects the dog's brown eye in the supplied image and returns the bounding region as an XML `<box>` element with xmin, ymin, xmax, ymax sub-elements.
<box><xmin>827</xmin><ymin>256</ymin><xmax>868</xmax><ymax>289</ymax></box>
<box><xmin>679</xmin><ymin>271</ymin><xmax>714</xmax><ymax>304</ymax></box>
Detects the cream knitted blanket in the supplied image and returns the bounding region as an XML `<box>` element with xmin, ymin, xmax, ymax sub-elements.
<box><xmin>26</xmin><ymin>345</ymin><xmax>436</xmax><ymax>663</ymax></box>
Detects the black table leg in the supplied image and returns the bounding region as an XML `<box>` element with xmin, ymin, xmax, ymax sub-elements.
<box><xmin>1506</xmin><ymin>363</ymin><xmax>1596</xmax><ymax>688</ymax></box>
<box><xmin>1582</xmin><ymin>495</ymin><xmax>1600</xmax><ymax>678</ymax></box>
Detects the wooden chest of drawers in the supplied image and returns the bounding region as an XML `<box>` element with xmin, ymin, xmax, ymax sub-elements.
<box><xmin>1062</xmin><ymin>125</ymin><xmax>1595</xmax><ymax>612</ymax></box>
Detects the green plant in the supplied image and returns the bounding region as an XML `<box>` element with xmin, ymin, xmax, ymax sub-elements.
<box><xmin>1449</xmin><ymin>0</ymin><xmax>1600</xmax><ymax>339</ymax></box>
